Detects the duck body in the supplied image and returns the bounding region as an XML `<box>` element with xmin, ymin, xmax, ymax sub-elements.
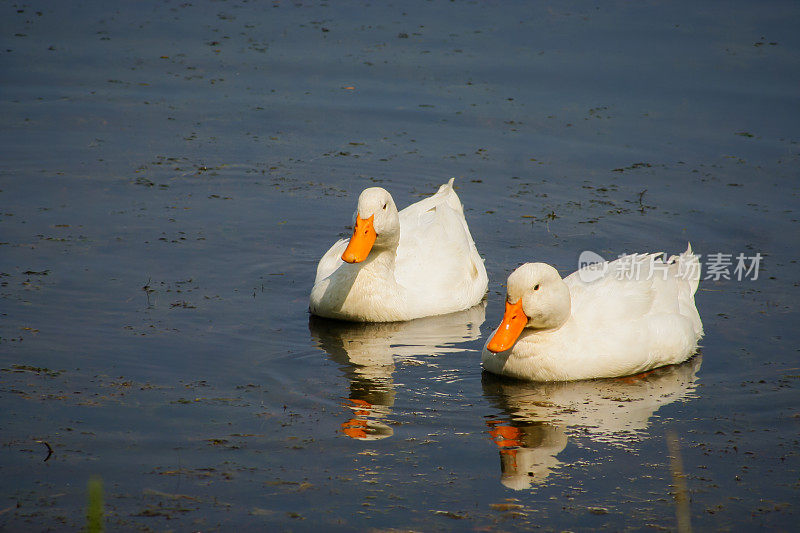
<box><xmin>482</xmin><ymin>245</ymin><xmax>703</xmax><ymax>381</ymax></box>
<box><xmin>310</xmin><ymin>179</ymin><xmax>488</xmax><ymax>322</ymax></box>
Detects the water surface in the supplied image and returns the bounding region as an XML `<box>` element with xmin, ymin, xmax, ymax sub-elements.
<box><xmin>2</xmin><ymin>1</ymin><xmax>799</xmax><ymax>530</ymax></box>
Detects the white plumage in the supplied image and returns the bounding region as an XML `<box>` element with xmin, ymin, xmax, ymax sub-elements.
<box><xmin>482</xmin><ymin>245</ymin><xmax>703</xmax><ymax>381</ymax></box>
<box><xmin>310</xmin><ymin>179</ymin><xmax>488</xmax><ymax>322</ymax></box>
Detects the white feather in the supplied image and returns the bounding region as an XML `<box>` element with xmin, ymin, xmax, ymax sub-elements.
<box><xmin>482</xmin><ymin>245</ymin><xmax>703</xmax><ymax>381</ymax></box>
<box><xmin>310</xmin><ymin>179</ymin><xmax>488</xmax><ymax>322</ymax></box>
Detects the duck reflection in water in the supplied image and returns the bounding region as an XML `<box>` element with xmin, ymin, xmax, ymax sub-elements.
<box><xmin>482</xmin><ymin>355</ymin><xmax>701</xmax><ymax>490</ymax></box>
<box><xmin>309</xmin><ymin>303</ymin><xmax>485</xmax><ymax>440</ymax></box>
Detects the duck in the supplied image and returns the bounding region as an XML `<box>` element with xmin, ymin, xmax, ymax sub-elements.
<box><xmin>310</xmin><ymin>178</ymin><xmax>488</xmax><ymax>322</ymax></box>
<box><xmin>482</xmin><ymin>245</ymin><xmax>703</xmax><ymax>381</ymax></box>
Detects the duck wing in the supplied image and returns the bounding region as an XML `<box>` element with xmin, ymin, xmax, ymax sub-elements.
<box><xmin>314</xmin><ymin>238</ymin><xmax>347</xmax><ymax>285</ymax></box>
<box><xmin>565</xmin><ymin>253</ymin><xmax>664</xmax><ymax>326</ymax></box>
<box><xmin>564</xmin><ymin>247</ymin><xmax>703</xmax><ymax>364</ymax></box>
<box><xmin>395</xmin><ymin>179</ymin><xmax>487</xmax><ymax>311</ymax></box>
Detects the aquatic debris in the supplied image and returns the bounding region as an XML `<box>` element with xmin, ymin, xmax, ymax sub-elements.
<box><xmin>489</xmin><ymin>502</ymin><xmax>524</xmax><ymax>512</ymax></box>
<box><xmin>142</xmin><ymin>488</ymin><xmax>201</xmax><ymax>502</ymax></box>
<box><xmin>36</xmin><ymin>440</ymin><xmax>53</xmax><ymax>462</ymax></box>
<box><xmin>431</xmin><ymin>510</ymin><xmax>467</xmax><ymax>519</ymax></box>
<box><xmin>23</xmin><ymin>269</ymin><xmax>50</xmax><ymax>276</ymax></box>
<box><xmin>169</xmin><ymin>300</ymin><xmax>196</xmax><ymax>309</ymax></box>
<box><xmin>6</xmin><ymin>364</ymin><xmax>61</xmax><ymax>377</ymax></box>
<box><xmin>134</xmin><ymin>506</ymin><xmax>193</xmax><ymax>518</ymax></box>
<box><xmin>638</xmin><ymin>189</ymin><xmax>649</xmax><ymax>213</ymax></box>
<box><xmin>612</xmin><ymin>162</ymin><xmax>653</xmax><ymax>172</ymax></box>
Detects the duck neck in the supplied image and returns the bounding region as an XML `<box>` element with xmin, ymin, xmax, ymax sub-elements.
<box><xmin>337</xmin><ymin>246</ymin><xmax>407</xmax><ymax>320</ymax></box>
<box><xmin>341</xmin><ymin>246</ymin><xmax>400</xmax><ymax>296</ymax></box>
<box><xmin>359</xmin><ymin>246</ymin><xmax>396</xmax><ymax>274</ymax></box>
<box><xmin>519</xmin><ymin>319</ymin><xmax>569</xmax><ymax>342</ymax></box>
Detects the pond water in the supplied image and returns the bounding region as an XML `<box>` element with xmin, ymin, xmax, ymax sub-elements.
<box><xmin>2</xmin><ymin>1</ymin><xmax>799</xmax><ymax>530</ymax></box>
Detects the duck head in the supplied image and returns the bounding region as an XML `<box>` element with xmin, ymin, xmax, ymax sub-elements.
<box><xmin>341</xmin><ymin>187</ymin><xmax>400</xmax><ymax>263</ymax></box>
<box><xmin>487</xmin><ymin>263</ymin><xmax>571</xmax><ymax>353</ymax></box>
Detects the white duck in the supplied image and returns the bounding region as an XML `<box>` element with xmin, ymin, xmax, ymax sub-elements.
<box><xmin>310</xmin><ymin>179</ymin><xmax>488</xmax><ymax>322</ymax></box>
<box><xmin>482</xmin><ymin>245</ymin><xmax>703</xmax><ymax>381</ymax></box>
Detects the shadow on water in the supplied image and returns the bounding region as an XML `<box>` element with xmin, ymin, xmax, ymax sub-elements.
<box><xmin>481</xmin><ymin>355</ymin><xmax>702</xmax><ymax>490</ymax></box>
<box><xmin>308</xmin><ymin>303</ymin><xmax>485</xmax><ymax>439</ymax></box>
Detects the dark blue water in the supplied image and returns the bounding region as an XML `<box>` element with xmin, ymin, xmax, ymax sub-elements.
<box><xmin>2</xmin><ymin>1</ymin><xmax>798</xmax><ymax>530</ymax></box>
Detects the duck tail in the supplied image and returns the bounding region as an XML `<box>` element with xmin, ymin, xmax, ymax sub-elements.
<box><xmin>436</xmin><ymin>177</ymin><xmax>456</xmax><ymax>194</ymax></box>
<box><xmin>437</xmin><ymin>177</ymin><xmax>464</xmax><ymax>214</ymax></box>
<box><xmin>680</xmin><ymin>242</ymin><xmax>704</xmax><ymax>337</ymax></box>
<box><xmin>673</xmin><ymin>242</ymin><xmax>700</xmax><ymax>296</ymax></box>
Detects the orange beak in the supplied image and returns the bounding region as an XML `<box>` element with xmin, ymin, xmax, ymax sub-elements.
<box><xmin>341</xmin><ymin>214</ymin><xmax>376</xmax><ymax>263</ymax></box>
<box><xmin>486</xmin><ymin>299</ymin><xmax>528</xmax><ymax>353</ymax></box>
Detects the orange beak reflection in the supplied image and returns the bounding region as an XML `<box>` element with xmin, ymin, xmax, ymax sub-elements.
<box><xmin>341</xmin><ymin>213</ymin><xmax>377</xmax><ymax>263</ymax></box>
<box><xmin>487</xmin><ymin>299</ymin><xmax>528</xmax><ymax>353</ymax></box>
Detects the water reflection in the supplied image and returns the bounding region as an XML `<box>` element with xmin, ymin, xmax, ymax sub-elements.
<box><xmin>482</xmin><ymin>356</ymin><xmax>702</xmax><ymax>490</ymax></box>
<box><xmin>309</xmin><ymin>303</ymin><xmax>485</xmax><ymax>440</ymax></box>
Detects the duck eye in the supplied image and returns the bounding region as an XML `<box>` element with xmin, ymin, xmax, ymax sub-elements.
<box><xmin>382</xmin><ymin>203</ymin><xmax>387</xmax><ymax>210</ymax></box>
<box><xmin>533</xmin><ymin>284</ymin><xmax>540</xmax><ymax>291</ymax></box>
